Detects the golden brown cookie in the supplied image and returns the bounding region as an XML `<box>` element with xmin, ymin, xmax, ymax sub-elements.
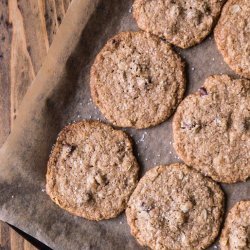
<box><xmin>133</xmin><ymin>0</ymin><xmax>225</xmax><ymax>48</ymax></box>
<box><xmin>220</xmin><ymin>201</ymin><xmax>250</xmax><ymax>250</ymax></box>
<box><xmin>126</xmin><ymin>163</ymin><xmax>224</xmax><ymax>250</ymax></box>
<box><xmin>173</xmin><ymin>75</ymin><xmax>250</xmax><ymax>183</ymax></box>
<box><xmin>46</xmin><ymin>120</ymin><xmax>139</xmax><ymax>221</ymax></box>
<box><xmin>215</xmin><ymin>0</ymin><xmax>250</xmax><ymax>78</ymax></box>
<box><xmin>90</xmin><ymin>31</ymin><xmax>185</xmax><ymax>129</ymax></box>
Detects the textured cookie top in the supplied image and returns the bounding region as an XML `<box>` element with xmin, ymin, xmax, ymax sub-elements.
<box><xmin>215</xmin><ymin>0</ymin><xmax>250</xmax><ymax>78</ymax></box>
<box><xmin>133</xmin><ymin>0</ymin><xmax>225</xmax><ymax>48</ymax></box>
<box><xmin>126</xmin><ymin>163</ymin><xmax>224</xmax><ymax>250</ymax></box>
<box><xmin>90</xmin><ymin>32</ymin><xmax>185</xmax><ymax>129</ymax></box>
<box><xmin>220</xmin><ymin>201</ymin><xmax>250</xmax><ymax>250</ymax></box>
<box><xmin>46</xmin><ymin>121</ymin><xmax>139</xmax><ymax>221</ymax></box>
<box><xmin>173</xmin><ymin>75</ymin><xmax>250</xmax><ymax>183</ymax></box>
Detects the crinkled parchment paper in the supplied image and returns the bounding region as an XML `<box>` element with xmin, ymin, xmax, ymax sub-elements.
<box><xmin>0</xmin><ymin>0</ymin><xmax>249</xmax><ymax>249</ymax></box>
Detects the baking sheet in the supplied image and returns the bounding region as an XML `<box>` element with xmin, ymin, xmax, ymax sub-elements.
<box><xmin>0</xmin><ymin>0</ymin><xmax>249</xmax><ymax>249</ymax></box>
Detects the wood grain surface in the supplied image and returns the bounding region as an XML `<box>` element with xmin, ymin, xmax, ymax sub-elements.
<box><xmin>0</xmin><ymin>0</ymin><xmax>71</xmax><ymax>249</ymax></box>
<box><xmin>0</xmin><ymin>221</ymin><xmax>36</xmax><ymax>250</ymax></box>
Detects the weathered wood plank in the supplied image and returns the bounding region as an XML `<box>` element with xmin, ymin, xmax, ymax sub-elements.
<box><xmin>44</xmin><ymin>0</ymin><xmax>58</xmax><ymax>45</ymax></box>
<box><xmin>0</xmin><ymin>221</ymin><xmax>11</xmax><ymax>249</ymax></box>
<box><xmin>0</xmin><ymin>0</ymin><xmax>70</xmax><ymax>248</ymax></box>
<box><xmin>0</xmin><ymin>221</ymin><xmax>37</xmax><ymax>250</ymax></box>
<box><xmin>9</xmin><ymin>0</ymin><xmax>36</xmax><ymax>129</ymax></box>
<box><xmin>10</xmin><ymin>227</ymin><xmax>37</xmax><ymax>250</ymax></box>
<box><xmin>23</xmin><ymin>239</ymin><xmax>37</xmax><ymax>250</ymax></box>
<box><xmin>63</xmin><ymin>0</ymin><xmax>72</xmax><ymax>11</ymax></box>
<box><xmin>15</xmin><ymin>0</ymin><xmax>49</xmax><ymax>74</ymax></box>
<box><xmin>55</xmin><ymin>0</ymin><xmax>65</xmax><ymax>25</ymax></box>
<box><xmin>0</xmin><ymin>0</ymin><xmax>12</xmax><ymax>146</ymax></box>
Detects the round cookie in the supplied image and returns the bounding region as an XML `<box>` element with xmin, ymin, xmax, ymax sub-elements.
<box><xmin>215</xmin><ymin>0</ymin><xmax>250</xmax><ymax>79</ymax></box>
<box><xmin>173</xmin><ymin>75</ymin><xmax>250</xmax><ymax>183</ymax></box>
<box><xmin>126</xmin><ymin>163</ymin><xmax>224</xmax><ymax>250</ymax></box>
<box><xmin>220</xmin><ymin>201</ymin><xmax>250</xmax><ymax>250</ymax></box>
<box><xmin>133</xmin><ymin>0</ymin><xmax>225</xmax><ymax>49</ymax></box>
<box><xmin>46</xmin><ymin>120</ymin><xmax>139</xmax><ymax>221</ymax></box>
<box><xmin>90</xmin><ymin>31</ymin><xmax>185</xmax><ymax>129</ymax></box>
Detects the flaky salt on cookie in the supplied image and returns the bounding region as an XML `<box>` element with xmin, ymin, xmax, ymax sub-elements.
<box><xmin>90</xmin><ymin>31</ymin><xmax>185</xmax><ymax>129</ymax></box>
<box><xmin>46</xmin><ymin>120</ymin><xmax>139</xmax><ymax>220</ymax></box>
<box><xmin>220</xmin><ymin>201</ymin><xmax>250</xmax><ymax>250</ymax></box>
<box><xmin>133</xmin><ymin>0</ymin><xmax>225</xmax><ymax>48</ymax></box>
<box><xmin>126</xmin><ymin>163</ymin><xmax>224</xmax><ymax>250</ymax></box>
<box><xmin>215</xmin><ymin>0</ymin><xmax>250</xmax><ymax>78</ymax></box>
<box><xmin>173</xmin><ymin>75</ymin><xmax>250</xmax><ymax>183</ymax></box>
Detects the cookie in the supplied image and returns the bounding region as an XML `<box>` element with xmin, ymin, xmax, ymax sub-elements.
<box><xmin>173</xmin><ymin>75</ymin><xmax>250</xmax><ymax>183</ymax></box>
<box><xmin>215</xmin><ymin>0</ymin><xmax>250</xmax><ymax>79</ymax></box>
<box><xmin>126</xmin><ymin>163</ymin><xmax>224</xmax><ymax>250</ymax></box>
<box><xmin>220</xmin><ymin>201</ymin><xmax>250</xmax><ymax>250</ymax></box>
<box><xmin>90</xmin><ymin>31</ymin><xmax>185</xmax><ymax>129</ymax></box>
<box><xmin>133</xmin><ymin>0</ymin><xmax>225</xmax><ymax>49</ymax></box>
<box><xmin>46</xmin><ymin>120</ymin><xmax>139</xmax><ymax>221</ymax></box>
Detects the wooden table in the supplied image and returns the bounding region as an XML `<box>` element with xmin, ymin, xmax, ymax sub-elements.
<box><xmin>0</xmin><ymin>222</ymin><xmax>43</xmax><ymax>250</ymax></box>
<box><xmin>0</xmin><ymin>0</ymin><xmax>71</xmax><ymax>248</ymax></box>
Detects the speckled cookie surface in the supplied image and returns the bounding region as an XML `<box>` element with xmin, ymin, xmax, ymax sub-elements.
<box><xmin>90</xmin><ymin>31</ymin><xmax>185</xmax><ymax>129</ymax></box>
<box><xmin>220</xmin><ymin>201</ymin><xmax>250</xmax><ymax>250</ymax></box>
<box><xmin>173</xmin><ymin>75</ymin><xmax>250</xmax><ymax>183</ymax></box>
<box><xmin>46</xmin><ymin>121</ymin><xmax>139</xmax><ymax>221</ymax></box>
<box><xmin>215</xmin><ymin>0</ymin><xmax>250</xmax><ymax>78</ymax></box>
<box><xmin>126</xmin><ymin>163</ymin><xmax>224</xmax><ymax>250</ymax></box>
<box><xmin>133</xmin><ymin>0</ymin><xmax>225</xmax><ymax>48</ymax></box>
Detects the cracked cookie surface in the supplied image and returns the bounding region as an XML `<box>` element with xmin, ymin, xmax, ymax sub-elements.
<box><xmin>126</xmin><ymin>163</ymin><xmax>224</xmax><ymax>250</ymax></box>
<box><xmin>220</xmin><ymin>201</ymin><xmax>250</xmax><ymax>250</ymax></box>
<box><xmin>46</xmin><ymin>121</ymin><xmax>139</xmax><ymax>220</ymax></box>
<box><xmin>133</xmin><ymin>0</ymin><xmax>225</xmax><ymax>48</ymax></box>
<box><xmin>90</xmin><ymin>31</ymin><xmax>185</xmax><ymax>129</ymax></box>
<box><xmin>215</xmin><ymin>0</ymin><xmax>250</xmax><ymax>78</ymax></box>
<box><xmin>173</xmin><ymin>75</ymin><xmax>250</xmax><ymax>183</ymax></box>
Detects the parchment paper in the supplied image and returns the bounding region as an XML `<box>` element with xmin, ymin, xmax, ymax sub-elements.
<box><xmin>0</xmin><ymin>0</ymin><xmax>249</xmax><ymax>249</ymax></box>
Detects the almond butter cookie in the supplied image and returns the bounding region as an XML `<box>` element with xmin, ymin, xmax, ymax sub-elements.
<box><xmin>46</xmin><ymin>120</ymin><xmax>139</xmax><ymax>220</ymax></box>
<box><xmin>126</xmin><ymin>163</ymin><xmax>224</xmax><ymax>250</ymax></box>
<box><xmin>173</xmin><ymin>75</ymin><xmax>250</xmax><ymax>183</ymax></box>
<box><xmin>133</xmin><ymin>0</ymin><xmax>225</xmax><ymax>48</ymax></box>
<box><xmin>220</xmin><ymin>201</ymin><xmax>250</xmax><ymax>250</ymax></box>
<box><xmin>90</xmin><ymin>31</ymin><xmax>185</xmax><ymax>129</ymax></box>
<box><xmin>215</xmin><ymin>0</ymin><xmax>250</xmax><ymax>78</ymax></box>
